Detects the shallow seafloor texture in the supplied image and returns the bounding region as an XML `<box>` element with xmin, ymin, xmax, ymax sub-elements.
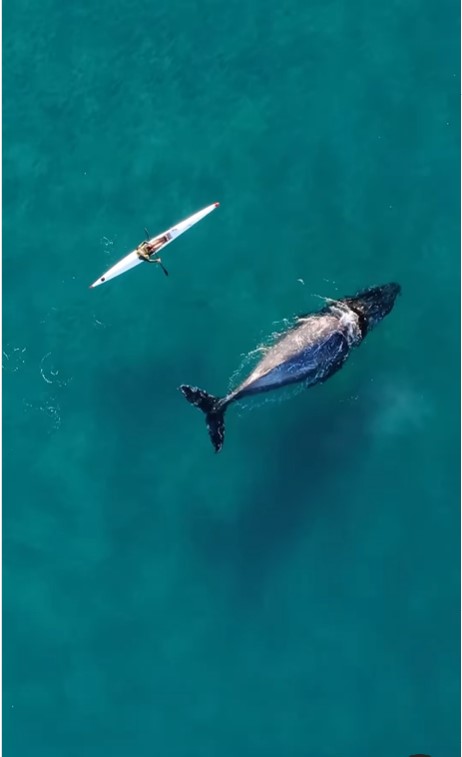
<box><xmin>3</xmin><ymin>0</ymin><xmax>460</xmax><ymax>754</ymax></box>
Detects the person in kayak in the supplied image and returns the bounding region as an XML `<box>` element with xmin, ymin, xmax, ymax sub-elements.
<box><xmin>136</xmin><ymin>232</ymin><xmax>169</xmax><ymax>276</ymax></box>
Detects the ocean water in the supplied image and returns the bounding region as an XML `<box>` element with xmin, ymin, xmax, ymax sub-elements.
<box><xmin>3</xmin><ymin>0</ymin><xmax>460</xmax><ymax>753</ymax></box>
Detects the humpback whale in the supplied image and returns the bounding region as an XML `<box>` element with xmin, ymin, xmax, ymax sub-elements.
<box><xmin>179</xmin><ymin>283</ymin><xmax>401</xmax><ymax>452</ymax></box>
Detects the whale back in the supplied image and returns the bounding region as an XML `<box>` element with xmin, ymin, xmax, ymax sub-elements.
<box><xmin>232</xmin><ymin>307</ymin><xmax>361</xmax><ymax>400</ymax></box>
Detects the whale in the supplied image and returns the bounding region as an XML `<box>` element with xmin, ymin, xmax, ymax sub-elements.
<box><xmin>179</xmin><ymin>282</ymin><xmax>401</xmax><ymax>452</ymax></box>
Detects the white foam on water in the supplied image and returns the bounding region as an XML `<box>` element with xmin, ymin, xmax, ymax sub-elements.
<box><xmin>39</xmin><ymin>351</ymin><xmax>72</xmax><ymax>388</ymax></box>
<box><xmin>23</xmin><ymin>396</ymin><xmax>62</xmax><ymax>433</ymax></box>
<box><xmin>234</xmin><ymin>379</ymin><xmax>309</xmax><ymax>418</ymax></box>
<box><xmin>101</xmin><ymin>235</ymin><xmax>117</xmax><ymax>258</ymax></box>
<box><xmin>2</xmin><ymin>345</ymin><xmax>27</xmax><ymax>373</ymax></box>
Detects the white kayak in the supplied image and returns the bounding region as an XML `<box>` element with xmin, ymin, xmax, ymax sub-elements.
<box><xmin>90</xmin><ymin>202</ymin><xmax>219</xmax><ymax>288</ymax></box>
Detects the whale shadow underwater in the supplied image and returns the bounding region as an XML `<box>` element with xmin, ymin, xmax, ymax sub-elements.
<box><xmin>188</xmin><ymin>379</ymin><xmax>377</xmax><ymax>604</ymax></box>
<box><xmin>179</xmin><ymin>282</ymin><xmax>401</xmax><ymax>452</ymax></box>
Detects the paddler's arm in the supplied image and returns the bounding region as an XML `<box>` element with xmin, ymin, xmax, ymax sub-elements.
<box><xmin>137</xmin><ymin>251</ymin><xmax>155</xmax><ymax>263</ymax></box>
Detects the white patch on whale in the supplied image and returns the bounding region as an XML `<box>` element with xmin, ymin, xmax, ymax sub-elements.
<box><xmin>231</xmin><ymin>315</ymin><xmax>339</xmax><ymax>416</ymax></box>
<box><xmin>227</xmin><ymin>317</ymin><xmax>298</xmax><ymax>394</ymax></box>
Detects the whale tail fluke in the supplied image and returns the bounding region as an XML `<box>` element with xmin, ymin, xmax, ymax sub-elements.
<box><xmin>179</xmin><ymin>385</ymin><xmax>226</xmax><ymax>453</ymax></box>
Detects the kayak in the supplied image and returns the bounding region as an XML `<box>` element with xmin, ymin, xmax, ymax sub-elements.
<box><xmin>90</xmin><ymin>202</ymin><xmax>219</xmax><ymax>288</ymax></box>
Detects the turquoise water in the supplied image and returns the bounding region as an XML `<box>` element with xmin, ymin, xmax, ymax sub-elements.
<box><xmin>3</xmin><ymin>0</ymin><xmax>460</xmax><ymax>753</ymax></box>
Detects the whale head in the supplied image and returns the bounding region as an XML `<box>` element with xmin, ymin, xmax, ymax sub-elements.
<box><xmin>343</xmin><ymin>283</ymin><xmax>401</xmax><ymax>333</ymax></box>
